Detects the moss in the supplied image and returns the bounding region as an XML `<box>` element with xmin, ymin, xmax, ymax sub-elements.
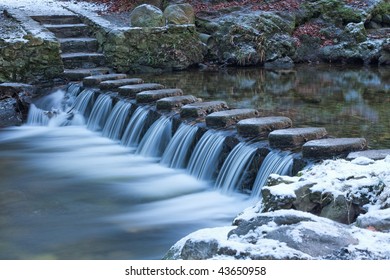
<box><xmin>372</xmin><ymin>2</ymin><xmax>390</xmax><ymax>17</ymax></box>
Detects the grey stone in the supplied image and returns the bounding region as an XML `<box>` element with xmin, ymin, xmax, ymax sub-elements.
<box><xmin>302</xmin><ymin>138</ymin><xmax>368</xmax><ymax>159</ymax></box>
<box><xmin>344</xmin><ymin>22</ymin><xmax>367</xmax><ymax>43</ymax></box>
<box><xmin>61</xmin><ymin>52</ymin><xmax>105</xmax><ymax>69</ymax></box>
<box><xmin>99</xmin><ymin>78</ymin><xmax>143</xmax><ymax>90</ymax></box>
<box><xmin>347</xmin><ymin>149</ymin><xmax>390</xmax><ymax>161</ymax></box>
<box><xmin>44</xmin><ymin>23</ymin><xmax>90</xmax><ymax>38</ymax></box>
<box><xmin>269</xmin><ymin>127</ymin><xmax>328</xmax><ymax>149</ymax></box>
<box><xmin>58</xmin><ymin>37</ymin><xmax>98</xmax><ymax>53</ymax></box>
<box><xmin>156</xmin><ymin>95</ymin><xmax>200</xmax><ymax>110</ymax></box>
<box><xmin>180</xmin><ymin>101</ymin><xmax>229</xmax><ymax>118</ymax></box>
<box><xmin>83</xmin><ymin>73</ymin><xmax>127</xmax><ymax>86</ymax></box>
<box><xmin>63</xmin><ymin>67</ymin><xmax>111</xmax><ymax>81</ymax></box>
<box><xmin>164</xmin><ymin>4</ymin><xmax>195</xmax><ymax>25</ymax></box>
<box><xmin>180</xmin><ymin>239</ymin><xmax>219</xmax><ymax>260</ymax></box>
<box><xmin>356</xmin><ymin>209</ymin><xmax>390</xmax><ymax>231</ymax></box>
<box><xmin>237</xmin><ymin>116</ymin><xmax>292</xmax><ymax>138</ymax></box>
<box><xmin>320</xmin><ymin>195</ymin><xmax>356</xmax><ymax>224</ymax></box>
<box><xmin>0</xmin><ymin>83</ymin><xmax>35</xmax><ymax>97</ymax></box>
<box><xmin>118</xmin><ymin>83</ymin><xmax>164</xmax><ymax>98</ymax></box>
<box><xmin>205</xmin><ymin>109</ymin><xmax>259</xmax><ymax>128</ymax></box>
<box><xmin>130</xmin><ymin>4</ymin><xmax>164</xmax><ymax>27</ymax></box>
<box><xmin>136</xmin><ymin>88</ymin><xmax>183</xmax><ymax>103</ymax></box>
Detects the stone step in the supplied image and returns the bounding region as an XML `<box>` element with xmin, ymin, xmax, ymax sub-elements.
<box><xmin>83</xmin><ymin>73</ymin><xmax>128</xmax><ymax>87</ymax></box>
<box><xmin>99</xmin><ymin>78</ymin><xmax>144</xmax><ymax>90</ymax></box>
<box><xmin>347</xmin><ymin>149</ymin><xmax>390</xmax><ymax>161</ymax></box>
<box><xmin>44</xmin><ymin>23</ymin><xmax>91</xmax><ymax>38</ymax></box>
<box><xmin>237</xmin><ymin>116</ymin><xmax>293</xmax><ymax>138</ymax></box>
<box><xmin>61</xmin><ymin>52</ymin><xmax>106</xmax><ymax>69</ymax></box>
<box><xmin>156</xmin><ymin>95</ymin><xmax>200</xmax><ymax>111</ymax></box>
<box><xmin>268</xmin><ymin>127</ymin><xmax>328</xmax><ymax>149</ymax></box>
<box><xmin>180</xmin><ymin>101</ymin><xmax>229</xmax><ymax>118</ymax></box>
<box><xmin>118</xmin><ymin>83</ymin><xmax>165</xmax><ymax>98</ymax></box>
<box><xmin>302</xmin><ymin>138</ymin><xmax>367</xmax><ymax>159</ymax></box>
<box><xmin>63</xmin><ymin>67</ymin><xmax>112</xmax><ymax>81</ymax></box>
<box><xmin>32</xmin><ymin>15</ymin><xmax>82</xmax><ymax>25</ymax></box>
<box><xmin>59</xmin><ymin>38</ymin><xmax>99</xmax><ymax>53</ymax></box>
<box><xmin>136</xmin><ymin>89</ymin><xmax>183</xmax><ymax>103</ymax></box>
<box><xmin>206</xmin><ymin>109</ymin><xmax>259</xmax><ymax>128</ymax></box>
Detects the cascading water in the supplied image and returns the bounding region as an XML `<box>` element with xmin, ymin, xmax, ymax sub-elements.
<box><xmin>120</xmin><ymin>107</ymin><xmax>149</xmax><ymax>149</ymax></box>
<box><xmin>160</xmin><ymin>123</ymin><xmax>198</xmax><ymax>169</ymax></box>
<box><xmin>187</xmin><ymin>130</ymin><xmax>225</xmax><ymax>181</ymax></box>
<box><xmin>87</xmin><ymin>94</ymin><xmax>113</xmax><ymax>131</ymax></box>
<box><xmin>250</xmin><ymin>150</ymin><xmax>294</xmax><ymax>199</ymax></box>
<box><xmin>136</xmin><ymin>117</ymin><xmax>172</xmax><ymax>158</ymax></box>
<box><xmin>215</xmin><ymin>142</ymin><xmax>257</xmax><ymax>194</ymax></box>
<box><xmin>101</xmin><ymin>100</ymin><xmax>132</xmax><ymax>141</ymax></box>
<box><xmin>26</xmin><ymin>104</ymin><xmax>50</xmax><ymax>126</ymax></box>
<box><xmin>71</xmin><ymin>88</ymin><xmax>96</xmax><ymax>118</ymax></box>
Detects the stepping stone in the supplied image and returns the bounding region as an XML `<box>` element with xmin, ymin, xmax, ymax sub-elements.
<box><xmin>137</xmin><ymin>89</ymin><xmax>183</xmax><ymax>103</ymax></box>
<box><xmin>302</xmin><ymin>138</ymin><xmax>367</xmax><ymax>159</ymax></box>
<box><xmin>59</xmin><ymin>38</ymin><xmax>98</xmax><ymax>53</ymax></box>
<box><xmin>61</xmin><ymin>52</ymin><xmax>105</xmax><ymax>69</ymax></box>
<box><xmin>237</xmin><ymin>116</ymin><xmax>292</xmax><ymax>138</ymax></box>
<box><xmin>156</xmin><ymin>95</ymin><xmax>200</xmax><ymax>111</ymax></box>
<box><xmin>118</xmin><ymin>83</ymin><xmax>164</xmax><ymax>98</ymax></box>
<box><xmin>180</xmin><ymin>101</ymin><xmax>229</xmax><ymax>118</ymax></box>
<box><xmin>269</xmin><ymin>127</ymin><xmax>327</xmax><ymax>149</ymax></box>
<box><xmin>206</xmin><ymin>109</ymin><xmax>259</xmax><ymax>128</ymax></box>
<box><xmin>63</xmin><ymin>67</ymin><xmax>111</xmax><ymax>81</ymax></box>
<box><xmin>44</xmin><ymin>23</ymin><xmax>90</xmax><ymax>38</ymax></box>
<box><xmin>83</xmin><ymin>73</ymin><xmax>127</xmax><ymax>86</ymax></box>
<box><xmin>99</xmin><ymin>78</ymin><xmax>144</xmax><ymax>90</ymax></box>
<box><xmin>33</xmin><ymin>15</ymin><xmax>81</xmax><ymax>25</ymax></box>
<box><xmin>347</xmin><ymin>149</ymin><xmax>390</xmax><ymax>161</ymax></box>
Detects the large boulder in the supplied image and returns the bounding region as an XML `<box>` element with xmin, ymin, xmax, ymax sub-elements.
<box><xmin>130</xmin><ymin>4</ymin><xmax>165</xmax><ymax>27</ymax></box>
<box><xmin>164</xmin><ymin>4</ymin><xmax>195</xmax><ymax>25</ymax></box>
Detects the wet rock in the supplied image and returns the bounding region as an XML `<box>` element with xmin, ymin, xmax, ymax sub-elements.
<box><xmin>302</xmin><ymin>138</ymin><xmax>367</xmax><ymax>159</ymax></box>
<box><xmin>205</xmin><ymin>109</ymin><xmax>259</xmax><ymax>128</ymax></box>
<box><xmin>347</xmin><ymin>149</ymin><xmax>390</xmax><ymax>161</ymax></box>
<box><xmin>237</xmin><ymin>116</ymin><xmax>292</xmax><ymax>138</ymax></box>
<box><xmin>344</xmin><ymin>22</ymin><xmax>367</xmax><ymax>43</ymax></box>
<box><xmin>99</xmin><ymin>78</ymin><xmax>143</xmax><ymax>90</ymax></box>
<box><xmin>83</xmin><ymin>74</ymin><xmax>127</xmax><ymax>87</ymax></box>
<box><xmin>129</xmin><ymin>4</ymin><xmax>164</xmax><ymax>27</ymax></box>
<box><xmin>156</xmin><ymin>95</ymin><xmax>200</xmax><ymax>111</ymax></box>
<box><xmin>264</xmin><ymin>56</ymin><xmax>294</xmax><ymax>69</ymax></box>
<box><xmin>164</xmin><ymin>4</ymin><xmax>195</xmax><ymax>25</ymax></box>
<box><xmin>268</xmin><ymin>127</ymin><xmax>328</xmax><ymax>149</ymax></box>
<box><xmin>136</xmin><ymin>88</ymin><xmax>183</xmax><ymax>103</ymax></box>
<box><xmin>180</xmin><ymin>101</ymin><xmax>228</xmax><ymax>118</ymax></box>
<box><xmin>118</xmin><ymin>83</ymin><xmax>165</xmax><ymax>98</ymax></box>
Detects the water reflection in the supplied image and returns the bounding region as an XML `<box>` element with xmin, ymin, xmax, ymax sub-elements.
<box><xmin>141</xmin><ymin>65</ymin><xmax>390</xmax><ymax>148</ymax></box>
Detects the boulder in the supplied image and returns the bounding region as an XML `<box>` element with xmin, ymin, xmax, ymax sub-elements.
<box><xmin>130</xmin><ymin>4</ymin><xmax>164</xmax><ymax>28</ymax></box>
<box><xmin>164</xmin><ymin>4</ymin><xmax>195</xmax><ymax>25</ymax></box>
<box><xmin>356</xmin><ymin>208</ymin><xmax>390</xmax><ymax>232</ymax></box>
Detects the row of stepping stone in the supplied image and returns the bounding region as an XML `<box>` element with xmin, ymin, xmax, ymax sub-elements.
<box><xmin>32</xmin><ymin>15</ymin><xmax>111</xmax><ymax>80</ymax></box>
<box><xmin>82</xmin><ymin>73</ymin><xmax>368</xmax><ymax>160</ymax></box>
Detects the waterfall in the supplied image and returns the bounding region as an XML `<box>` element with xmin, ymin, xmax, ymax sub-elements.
<box><xmin>87</xmin><ymin>94</ymin><xmax>113</xmax><ymax>131</ymax></box>
<box><xmin>71</xmin><ymin>88</ymin><xmax>96</xmax><ymax>118</ymax></box>
<box><xmin>215</xmin><ymin>142</ymin><xmax>257</xmax><ymax>194</ymax></box>
<box><xmin>187</xmin><ymin>131</ymin><xmax>225</xmax><ymax>181</ymax></box>
<box><xmin>101</xmin><ymin>100</ymin><xmax>132</xmax><ymax>141</ymax></box>
<box><xmin>160</xmin><ymin>124</ymin><xmax>198</xmax><ymax>169</ymax></box>
<box><xmin>26</xmin><ymin>104</ymin><xmax>50</xmax><ymax>126</ymax></box>
<box><xmin>136</xmin><ymin>117</ymin><xmax>172</xmax><ymax>158</ymax></box>
<box><xmin>250</xmin><ymin>150</ymin><xmax>294</xmax><ymax>199</ymax></box>
<box><xmin>120</xmin><ymin>107</ymin><xmax>149</xmax><ymax>148</ymax></box>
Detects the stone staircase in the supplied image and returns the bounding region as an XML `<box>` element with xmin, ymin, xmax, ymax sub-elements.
<box><xmin>32</xmin><ymin>15</ymin><xmax>111</xmax><ymax>81</ymax></box>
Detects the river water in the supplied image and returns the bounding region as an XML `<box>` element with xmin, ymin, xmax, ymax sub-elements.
<box><xmin>0</xmin><ymin>65</ymin><xmax>389</xmax><ymax>259</ymax></box>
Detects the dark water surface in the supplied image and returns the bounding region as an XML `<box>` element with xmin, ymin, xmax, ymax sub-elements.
<box><xmin>141</xmin><ymin>65</ymin><xmax>390</xmax><ymax>149</ymax></box>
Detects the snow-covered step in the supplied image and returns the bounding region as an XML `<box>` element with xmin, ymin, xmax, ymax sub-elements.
<box><xmin>180</xmin><ymin>101</ymin><xmax>229</xmax><ymax>118</ymax></box>
<box><xmin>83</xmin><ymin>73</ymin><xmax>128</xmax><ymax>86</ymax></box>
<box><xmin>205</xmin><ymin>108</ymin><xmax>259</xmax><ymax>128</ymax></box>
<box><xmin>59</xmin><ymin>38</ymin><xmax>99</xmax><ymax>53</ymax></box>
<box><xmin>347</xmin><ymin>149</ymin><xmax>390</xmax><ymax>161</ymax></box>
<box><xmin>136</xmin><ymin>88</ymin><xmax>183</xmax><ymax>103</ymax></box>
<box><xmin>99</xmin><ymin>78</ymin><xmax>144</xmax><ymax>90</ymax></box>
<box><xmin>63</xmin><ymin>67</ymin><xmax>112</xmax><ymax>81</ymax></box>
<box><xmin>268</xmin><ymin>127</ymin><xmax>327</xmax><ymax>149</ymax></box>
<box><xmin>302</xmin><ymin>138</ymin><xmax>367</xmax><ymax>159</ymax></box>
<box><xmin>44</xmin><ymin>23</ymin><xmax>91</xmax><ymax>38</ymax></box>
<box><xmin>61</xmin><ymin>52</ymin><xmax>105</xmax><ymax>69</ymax></box>
<box><xmin>237</xmin><ymin>116</ymin><xmax>292</xmax><ymax>138</ymax></box>
<box><xmin>118</xmin><ymin>83</ymin><xmax>164</xmax><ymax>98</ymax></box>
<box><xmin>32</xmin><ymin>15</ymin><xmax>82</xmax><ymax>25</ymax></box>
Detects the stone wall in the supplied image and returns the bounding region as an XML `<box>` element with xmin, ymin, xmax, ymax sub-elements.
<box><xmin>0</xmin><ymin>9</ymin><xmax>63</xmax><ymax>84</ymax></box>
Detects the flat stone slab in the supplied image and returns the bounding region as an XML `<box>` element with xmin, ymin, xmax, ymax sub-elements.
<box><xmin>302</xmin><ymin>138</ymin><xmax>368</xmax><ymax>159</ymax></box>
<box><xmin>99</xmin><ymin>78</ymin><xmax>144</xmax><ymax>90</ymax></box>
<box><xmin>83</xmin><ymin>73</ymin><xmax>127</xmax><ymax>87</ymax></box>
<box><xmin>63</xmin><ymin>67</ymin><xmax>111</xmax><ymax>81</ymax></box>
<box><xmin>269</xmin><ymin>127</ymin><xmax>328</xmax><ymax>149</ymax></box>
<box><xmin>156</xmin><ymin>95</ymin><xmax>200</xmax><ymax>111</ymax></box>
<box><xmin>136</xmin><ymin>89</ymin><xmax>183</xmax><ymax>103</ymax></box>
<box><xmin>180</xmin><ymin>101</ymin><xmax>229</xmax><ymax>118</ymax></box>
<box><xmin>237</xmin><ymin>116</ymin><xmax>292</xmax><ymax>138</ymax></box>
<box><xmin>118</xmin><ymin>83</ymin><xmax>165</xmax><ymax>98</ymax></box>
<box><xmin>205</xmin><ymin>109</ymin><xmax>259</xmax><ymax>128</ymax></box>
<box><xmin>347</xmin><ymin>149</ymin><xmax>390</xmax><ymax>161</ymax></box>
<box><xmin>0</xmin><ymin>83</ymin><xmax>36</xmax><ymax>97</ymax></box>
